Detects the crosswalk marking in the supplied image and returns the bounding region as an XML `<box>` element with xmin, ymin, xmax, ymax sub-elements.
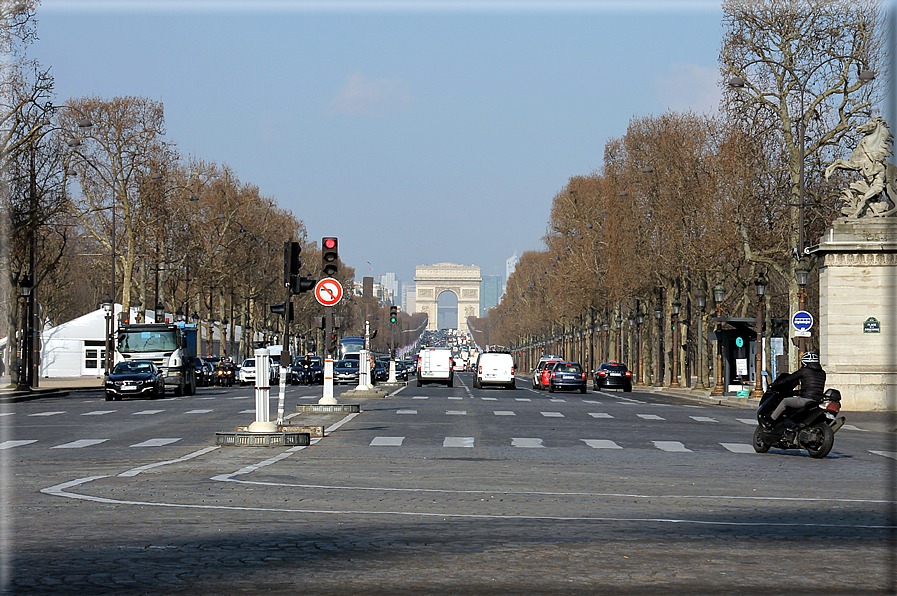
<box><xmin>52</xmin><ymin>439</ymin><xmax>108</xmax><ymax>449</ymax></box>
<box><xmin>582</xmin><ymin>400</ymin><xmax>602</xmax><ymax>404</ymax></box>
<box><xmin>582</xmin><ymin>439</ymin><xmax>622</xmax><ymax>449</ymax></box>
<box><xmin>720</xmin><ymin>443</ymin><xmax>755</xmax><ymax>454</ymax></box>
<box><xmin>690</xmin><ymin>416</ymin><xmax>718</xmax><ymax>423</ymax></box>
<box><xmin>638</xmin><ymin>414</ymin><xmax>665</xmax><ymax>421</ymax></box>
<box><xmin>28</xmin><ymin>411</ymin><xmax>65</xmax><ymax>417</ymax></box>
<box><xmin>549</xmin><ymin>398</ymin><xmax>566</xmax><ymax>403</ymax></box>
<box><xmin>653</xmin><ymin>441</ymin><xmax>691</xmax><ymax>452</ymax></box>
<box><xmin>133</xmin><ymin>410</ymin><xmax>164</xmax><ymax>415</ymax></box>
<box><xmin>81</xmin><ymin>410</ymin><xmax>116</xmax><ymax>416</ymax></box>
<box><xmin>396</xmin><ymin>410</ymin><xmax>417</xmax><ymax>415</ymax></box>
<box><xmin>370</xmin><ymin>437</ymin><xmax>404</xmax><ymax>446</ymax></box>
<box><xmin>444</xmin><ymin>437</ymin><xmax>474</xmax><ymax>448</ymax></box>
<box><xmin>481</xmin><ymin>397</ymin><xmax>497</xmax><ymax>401</ymax></box>
<box><xmin>515</xmin><ymin>398</ymin><xmax>531</xmax><ymax>402</ymax></box>
<box><xmin>184</xmin><ymin>409</ymin><xmax>213</xmax><ymax>414</ymax></box>
<box><xmin>541</xmin><ymin>412</ymin><xmax>564</xmax><ymax>418</ymax></box>
<box><xmin>589</xmin><ymin>413</ymin><xmax>614</xmax><ymax>419</ymax></box>
<box><xmin>412</xmin><ymin>396</ymin><xmax>428</xmax><ymax>400</ymax></box>
<box><xmin>512</xmin><ymin>438</ymin><xmax>544</xmax><ymax>448</ymax></box>
<box><xmin>448</xmin><ymin>396</ymin><xmax>463</xmax><ymax>400</ymax></box>
<box><xmin>493</xmin><ymin>411</ymin><xmax>516</xmax><ymax>416</ymax></box>
<box><xmin>446</xmin><ymin>410</ymin><xmax>467</xmax><ymax>415</ymax></box>
<box><xmin>0</xmin><ymin>440</ymin><xmax>37</xmax><ymax>449</ymax></box>
<box><xmin>130</xmin><ymin>438</ymin><xmax>181</xmax><ymax>448</ymax></box>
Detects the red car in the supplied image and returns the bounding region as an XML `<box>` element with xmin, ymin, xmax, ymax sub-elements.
<box><xmin>532</xmin><ymin>356</ymin><xmax>563</xmax><ymax>390</ymax></box>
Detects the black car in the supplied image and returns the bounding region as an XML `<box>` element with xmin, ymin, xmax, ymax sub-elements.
<box><xmin>395</xmin><ymin>361</ymin><xmax>408</xmax><ymax>381</ymax></box>
<box><xmin>291</xmin><ymin>356</ymin><xmax>324</xmax><ymax>385</ymax></box>
<box><xmin>188</xmin><ymin>357</ymin><xmax>214</xmax><ymax>387</ymax></box>
<box><xmin>333</xmin><ymin>359</ymin><xmax>359</xmax><ymax>384</ymax></box>
<box><xmin>593</xmin><ymin>362</ymin><xmax>633</xmax><ymax>392</ymax></box>
<box><xmin>105</xmin><ymin>360</ymin><xmax>166</xmax><ymax>401</ymax></box>
<box><xmin>373</xmin><ymin>360</ymin><xmax>389</xmax><ymax>383</ymax></box>
<box><xmin>547</xmin><ymin>361</ymin><xmax>588</xmax><ymax>394</ymax></box>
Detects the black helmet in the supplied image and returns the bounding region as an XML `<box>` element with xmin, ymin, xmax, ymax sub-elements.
<box><xmin>801</xmin><ymin>351</ymin><xmax>819</xmax><ymax>365</ymax></box>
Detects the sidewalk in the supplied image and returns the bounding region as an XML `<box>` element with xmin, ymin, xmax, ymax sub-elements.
<box><xmin>0</xmin><ymin>375</ymin><xmax>103</xmax><ymax>402</ymax></box>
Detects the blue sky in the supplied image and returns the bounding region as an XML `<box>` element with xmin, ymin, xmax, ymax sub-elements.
<box><xmin>33</xmin><ymin>0</ymin><xmax>724</xmax><ymax>287</ymax></box>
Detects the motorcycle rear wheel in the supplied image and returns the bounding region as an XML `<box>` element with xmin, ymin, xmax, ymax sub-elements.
<box><xmin>806</xmin><ymin>423</ymin><xmax>835</xmax><ymax>459</ymax></box>
<box><xmin>752</xmin><ymin>426</ymin><xmax>771</xmax><ymax>453</ymax></box>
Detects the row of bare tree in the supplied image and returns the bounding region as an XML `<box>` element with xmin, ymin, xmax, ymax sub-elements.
<box><xmin>469</xmin><ymin>0</ymin><xmax>885</xmax><ymax>386</ymax></box>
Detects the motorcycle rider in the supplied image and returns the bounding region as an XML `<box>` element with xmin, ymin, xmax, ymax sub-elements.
<box><xmin>766</xmin><ymin>351</ymin><xmax>826</xmax><ymax>427</ymax></box>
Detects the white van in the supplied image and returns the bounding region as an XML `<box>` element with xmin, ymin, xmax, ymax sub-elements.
<box><xmin>417</xmin><ymin>348</ymin><xmax>454</xmax><ymax>387</ymax></box>
<box><xmin>473</xmin><ymin>352</ymin><xmax>516</xmax><ymax>389</ymax></box>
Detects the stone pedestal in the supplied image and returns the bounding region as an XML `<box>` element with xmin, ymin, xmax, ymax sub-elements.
<box><xmin>812</xmin><ymin>218</ymin><xmax>897</xmax><ymax>410</ymax></box>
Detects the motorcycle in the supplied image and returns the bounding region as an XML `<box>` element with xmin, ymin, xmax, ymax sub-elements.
<box><xmin>753</xmin><ymin>380</ymin><xmax>846</xmax><ymax>459</ymax></box>
<box><xmin>215</xmin><ymin>365</ymin><xmax>235</xmax><ymax>387</ymax></box>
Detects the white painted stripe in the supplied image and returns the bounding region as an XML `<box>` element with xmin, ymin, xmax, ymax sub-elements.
<box><xmin>481</xmin><ymin>397</ymin><xmax>497</xmax><ymax>401</ymax></box>
<box><xmin>653</xmin><ymin>441</ymin><xmax>691</xmax><ymax>452</ymax></box>
<box><xmin>184</xmin><ymin>409</ymin><xmax>213</xmax><ymax>414</ymax></box>
<box><xmin>541</xmin><ymin>412</ymin><xmax>564</xmax><ymax>418</ymax></box>
<box><xmin>0</xmin><ymin>440</ymin><xmax>37</xmax><ymax>449</ymax></box>
<box><xmin>228</xmin><ymin>396</ymin><xmax>250</xmax><ymax>399</ymax></box>
<box><xmin>130</xmin><ymin>438</ymin><xmax>181</xmax><ymax>448</ymax></box>
<box><xmin>582</xmin><ymin>439</ymin><xmax>622</xmax><ymax>449</ymax></box>
<box><xmin>370</xmin><ymin>436</ymin><xmax>404</xmax><ymax>446</ymax></box>
<box><xmin>52</xmin><ymin>439</ymin><xmax>108</xmax><ymax>449</ymax></box>
<box><xmin>133</xmin><ymin>409</ymin><xmax>164</xmax><ymax>415</ymax></box>
<box><xmin>412</xmin><ymin>396</ymin><xmax>428</xmax><ymax>400</ymax></box>
<box><xmin>515</xmin><ymin>398</ymin><xmax>531</xmax><ymax>402</ymax></box>
<box><xmin>582</xmin><ymin>400</ymin><xmax>602</xmax><ymax>404</ymax></box>
<box><xmin>0</xmin><ymin>412</ymin><xmax>13</xmax><ymax>417</ymax></box>
<box><xmin>448</xmin><ymin>396</ymin><xmax>463</xmax><ymax>400</ymax></box>
<box><xmin>549</xmin><ymin>398</ymin><xmax>566</xmax><ymax>403</ymax></box>
<box><xmin>721</xmin><ymin>443</ymin><xmax>756</xmax><ymax>453</ymax></box>
<box><xmin>842</xmin><ymin>424</ymin><xmax>869</xmax><ymax>432</ymax></box>
<box><xmin>446</xmin><ymin>410</ymin><xmax>467</xmax><ymax>415</ymax></box>
<box><xmin>870</xmin><ymin>450</ymin><xmax>897</xmax><ymax>460</ymax></box>
<box><xmin>690</xmin><ymin>416</ymin><xmax>718</xmax><ymax>423</ymax></box>
<box><xmin>589</xmin><ymin>413</ymin><xmax>614</xmax><ymax>419</ymax></box>
<box><xmin>493</xmin><ymin>411</ymin><xmax>516</xmax><ymax>416</ymax></box>
<box><xmin>239</xmin><ymin>409</ymin><xmax>256</xmax><ymax>414</ymax></box>
<box><xmin>28</xmin><ymin>411</ymin><xmax>65</xmax><ymax>417</ymax></box>
<box><xmin>736</xmin><ymin>418</ymin><xmax>756</xmax><ymax>425</ymax></box>
<box><xmin>119</xmin><ymin>446</ymin><xmax>220</xmax><ymax>477</ymax></box>
<box><xmin>512</xmin><ymin>438</ymin><xmax>544</xmax><ymax>448</ymax></box>
<box><xmin>638</xmin><ymin>414</ymin><xmax>665</xmax><ymax>421</ymax></box>
<box><xmin>81</xmin><ymin>410</ymin><xmax>116</xmax><ymax>416</ymax></box>
<box><xmin>396</xmin><ymin>410</ymin><xmax>417</xmax><ymax>415</ymax></box>
<box><xmin>444</xmin><ymin>437</ymin><xmax>474</xmax><ymax>448</ymax></box>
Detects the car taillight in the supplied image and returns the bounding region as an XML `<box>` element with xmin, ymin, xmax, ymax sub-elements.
<box><xmin>582</xmin><ymin>373</ymin><xmax>586</xmax><ymax>380</ymax></box>
<box><xmin>598</xmin><ymin>371</ymin><xmax>607</xmax><ymax>377</ymax></box>
<box><xmin>824</xmin><ymin>401</ymin><xmax>840</xmax><ymax>412</ymax></box>
<box><xmin>478</xmin><ymin>366</ymin><xmax>482</xmax><ymax>374</ymax></box>
<box><xmin>551</xmin><ymin>372</ymin><xmax>556</xmax><ymax>378</ymax></box>
<box><xmin>625</xmin><ymin>371</ymin><xmax>631</xmax><ymax>378</ymax></box>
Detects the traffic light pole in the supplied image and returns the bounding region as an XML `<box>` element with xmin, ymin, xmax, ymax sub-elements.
<box><xmin>320</xmin><ymin>305</ymin><xmax>336</xmax><ymax>404</ymax></box>
<box><xmin>276</xmin><ymin>297</ymin><xmax>291</xmax><ymax>424</ymax></box>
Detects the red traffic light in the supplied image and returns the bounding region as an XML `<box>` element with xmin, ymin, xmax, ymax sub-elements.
<box><xmin>323</xmin><ymin>237</ymin><xmax>337</xmax><ymax>250</ymax></box>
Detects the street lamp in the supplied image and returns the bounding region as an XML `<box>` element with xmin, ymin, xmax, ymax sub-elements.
<box><xmin>615</xmin><ymin>312</ymin><xmax>623</xmax><ymax>362</ymax></box>
<box><xmin>711</xmin><ymin>282</ymin><xmax>726</xmax><ymax>396</ymax></box>
<box><xmin>654</xmin><ymin>304</ymin><xmax>663</xmax><ymax>387</ymax></box>
<box><xmin>794</xmin><ymin>257</ymin><xmax>811</xmax><ymax>354</ymax></box>
<box><xmin>635</xmin><ymin>307</ymin><xmax>645</xmax><ymax>385</ymax></box>
<box><xmin>601</xmin><ymin>320</ymin><xmax>610</xmax><ymax>363</ymax></box>
<box><xmin>102</xmin><ymin>297</ymin><xmax>113</xmax><ymax>375</ymax></box>
<box><xmin>154</xmin><ymin>301</ymin><xmax>165</xmax><ymax>324</ymax></box>
<box><xmin>751</xmin><ymin>274</ymin><xmax>767</xmax><ymax>398</ymax></box>
<box><xmin>694</xmin><ymin>289</ymin><xmax>707</xmax><ymax>391</ymax></box>
<box><xmin>16</xmin><ymin>278</ymin><xmax>33</xmax><ymax>391</ymax></box>
<box><xmin>670</xmin><ymin>298</ymin><xmax>682</xmax><ymax>388</ymax></box>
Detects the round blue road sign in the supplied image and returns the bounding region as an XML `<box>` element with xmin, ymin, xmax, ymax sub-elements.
<box><xmin>792</xmin><ymin>310</ymin><xmax>814</xmax><ymax>332</ymax></box>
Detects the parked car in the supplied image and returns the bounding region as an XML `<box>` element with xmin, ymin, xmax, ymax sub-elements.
<box><xmin>547</xmin><ymin>361</ymin><xmax>587</xmax><ymax>394</ymax></box>
<box><xmin>334</xmin><ymin>359</ymin><xmax>360</xmax><ymax>384</ymax></box>
<box><xmin>473</xmin><ymin>351</ymin><xmax>516</xmax><ymax>390</ymax></box>
<box><xmin>532</xmin><ymin>355</ymin><xmax>564</xmax><ymax>390</ymax></box>
<box><xmin>593</xmin><ymin>362</ymin><xmax>633</xmax><ymax>392</ymax></box>
<box><xmin>104</xmin><ymin>360</ymin><xmax>165</xmax><ymax>401</ymax></box>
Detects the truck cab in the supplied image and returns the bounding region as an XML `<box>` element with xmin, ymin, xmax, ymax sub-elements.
<box><xmin>115</xmin><ymin>322</ymin><xmax>197</xmax><ymax>396</ymax></box>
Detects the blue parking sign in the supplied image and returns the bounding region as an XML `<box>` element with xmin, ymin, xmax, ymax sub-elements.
<box><xmin>792</xmin><ymin>310</ymin><xmax>813</xmax><ymax>332</ymax></box>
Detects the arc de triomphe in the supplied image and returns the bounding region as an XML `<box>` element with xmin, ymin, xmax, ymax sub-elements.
<box><xmin>414</xmin><ymin>263</ymin><xmax>481</xmax><ymax>333</ymax></box>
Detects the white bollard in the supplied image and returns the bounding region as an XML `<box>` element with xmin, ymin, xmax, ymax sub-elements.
<box><xmin>356</xmin><ymin>349</ymin><xmax>370</xmax><ymax>391</ymax></box>
<box><xmin>319</xmin><ymin>357</ymin><xmax>337</xmax><ymax>405</ymax></box>
<box><xmin>248</xmin><ymin>349</ymin><xmax>277</xmax><ymax>432</ymax></box>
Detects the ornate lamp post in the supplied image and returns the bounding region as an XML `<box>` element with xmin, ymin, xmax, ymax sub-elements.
<box><xmin>154</xmin><ymin>302</ymin><xmax>165</xmax><ymax>324</ymax></box>
<box><xmin>751</xmin><ymin>274</ymin><xmax>768</xmax><ymax>398</ymax></box>
<box><xmin>795</xmin><ymin>257</ymin><xmax>810</xmax><ymax>355</ymax></box>
<box><xmin>102</xmin><ymin>297</ymin><xmax>114</xmax><ymax>375</ymax></box>
<box><xmin>601</xmin><ymin>320</ymin><xmax>610</xmax><ymax>363</ymax></box>
<box><xmin>670</xmin><ymin>298</ymin><xmax>682</xmax><ymax>388</ymax></box>
<box><xmin>694</xmin><ymin>289</ymin><xmax>707</xmax><ymax>390</ymax></box>
<box><xmin>16</xmin><ymin>278</ymin><xmax>33</xmax><ymax>391</ymax></box>
<box><xmin>654</xmin><ymin>304</ymin><xmax>663</xmax><ymax>386</ymax></box>
<box><xmin>615</xmin><ymin>312</ymin><xmax>623</xmax><ymax>362</ymax></box>
<box><xmin>635</xmin><ymin>307</ymin><xmax>645</xmax><ymax>385</ymax></box>
<box><xmin>711</xmin><ymin>283</ymin><xmax>726</xmax><ymax>396</ymax></box>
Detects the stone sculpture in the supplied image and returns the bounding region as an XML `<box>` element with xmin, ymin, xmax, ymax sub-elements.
<box><xmin>825</xmin><ymin>116</ymin><xmax>897</xmax><ymax>218</ymax></box>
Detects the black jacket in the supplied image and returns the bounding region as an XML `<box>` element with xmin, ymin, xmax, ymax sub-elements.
<box><xmin>769</xmin><ymin>362</ymin><xmax>826</xmax><ymax>400</ymax></box>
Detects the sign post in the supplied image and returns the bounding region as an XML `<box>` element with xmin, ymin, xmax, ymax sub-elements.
<box><xmin>315</xmin><ymin>278</ymin><xmax>343</xmax><ymax>405</ymax></box>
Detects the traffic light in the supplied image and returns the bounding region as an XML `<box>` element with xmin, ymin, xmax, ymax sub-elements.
<box><xmin>283</xmin><ymin>241</ymin><xmax>301</xmax><ymax>287</ymax></box>
<box><xmin>270</xmin><ymin>302</ymin><xmax>294</xmax><ymax>319</ymax></box>
<box><xmin>389</xmin><ymin>305</ymin><xmax>398</xmax><ymax>323</ymax></box>
<box><xmin>322</xmin><ymin>237</ymin><xmax>338</xmax><ymax>277</ymax></box>
<box><xmin>290</xmin><ymin>275</ymin><xmax>315</xmax><ymax>294</ymax></box>
<box><xmin>328</xmin><ymin>332</ymin><xmax>338</xmax><ymax>355</ymax></box>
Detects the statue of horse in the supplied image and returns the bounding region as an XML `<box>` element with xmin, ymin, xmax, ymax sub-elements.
<box><xmin>825</xmin><ymin>116</ymin><xmax>897</xmax><ymax>218</ymax></box>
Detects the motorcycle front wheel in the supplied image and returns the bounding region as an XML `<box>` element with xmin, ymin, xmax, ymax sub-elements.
<box><xmin>806</xmin><ymin>423</ymin><xmax>835</xmax><ymax>459</ymax></box>
<box><xmin>752</xmin><ymin>426</ymin><xmax>771</xmax><ymax>453</ymax></box>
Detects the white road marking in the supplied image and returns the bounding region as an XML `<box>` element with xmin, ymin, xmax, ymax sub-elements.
<box><xmin>446</xmin><ymin>410</ymin><xmax>467</xmax><ymax>415</ymax></box>
<box><xmin>133</xmin><ymin>409</ymin><xmax>165</xmax><ymax>415</ymax></box>
<box><xmin>736</xmin><ymin>418</ymin><xmax>756</xmax><ymax>425</ymax></box>
<box><xmin>448</xmin><ymin>396</ymin><xmax>463</xmax><ymax>400</ymax></box>
<box><xmin>582</xmin><ymin>439</ymin><xmax>622</xmax><ymax>449</ymax></box>
<box><xmin>412</xmin><ymin>396</ymin><xmax>428</xmax><ymax>400</ymax></box>
<box><xmin>653</xmin><ymin>441</ymin><xmax>692</xmax><ymax>452</ymax></box>
<box><xmin>481</xmin><ymin>397</ymin><xmax>497</xmax><ymax>401</ymax></box>
<box><xmin>493</xmin><ymin>411</ymin><xmax>516</xmax><ymax>416</ymax></box>
<box><xmin>396</xmin><ymin>410</ymin><xmax>417</xmax><ymax>415</ymax></box>
<box><xmin>28</xmin><ymin>411</ymin><xmax>65</xmax><ymax>417</ymax></box>
<box><xmin>239</xmin><ymin>409</ymin><xmax>256</xmax><ymax>414</ymax></box>
<box><xmin>0</xmin><ymin>440</ymin><xmax>37</xmax><ymax>449</ymax></box>
<box><xmin>870</xmin><ymin>450</ymin><xmax>897</xmax><ymax>460</ymax></box>
<box><xmin>512</xmin><ymin>438</ymin><xmax>544</xmax><ymax>448</ymax></box>
<box><xmin>589</xmin><ymin>413</ymin><xmax>614</xmax><ymax>419</ymax></box>
<box><xmin>184</xmin><ymin>409</ymin><xmax>213</xmax><ymax>414</ymax></box>
<box><xmin>721</xmin><ymin>443</ymin><xmax>755</xmax><ymax>454</ymax></box>
<box><xmin>638</xmin><ymin>414</ymin><xmax>665</xmax><ymax>421</ymax></box>
<box><xmin>370</xmin><ymin>436</ymin><xmax>404</xmax><ymax>446</ymax></box>
<box><xmin>690</xmin><ymin>416</ymin><xmax>718</xmax><ymax>423</ymax></box>
<box><xmin>130</xmin><ymin>438</ymin><xmax>181</xmax><ymax>448</ymax></box>
<box><xmin>549</xmin><ymin>398</ymin><xmax>566</xmax><ymax>403</ymax></box>
<box><xmin>228</xmin><ymin>396</ymin><xmax>250</xmax><ymax>400</ymax></box>
<box><xmin>52</xmin><ymin>439</ymin><xmax>108</xmax><ymax>449</ymax></box>
<box><xmin>0</xmin><ymin>412</ymin><xmax>13</xmax><ymax>417</ymax></box>
<box><xmin>119</xmin><ymin>446</ymin><xmax>220</xmax><ymax>477</ymax></box>
<box><xmin>515</xmin><ymin>398</ymin><xmax>531</xmax><ymax>402</ymax></box>
<box><xmin>81</xmin><ymin>410</ymin><xmax>116</xmax><ymax>416</ymax></box>
<box><xmin>582</xmin><ymin>400</ymin><xmax>602</xmax><ymax>404</ymax></box>
<box><xmin>541</xmin><ymin>412</ymin><xmax>564</xmax><ymax>418</ymax></box>
<box><xmin>444</xmin><ymin>437</ymin><xmax>474</xmax><ymax>448</ymax></box>
<box><xmin>841</xmin><ymin>424</ymin><xmax>869</xmax><ymax>432</ymax></box>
